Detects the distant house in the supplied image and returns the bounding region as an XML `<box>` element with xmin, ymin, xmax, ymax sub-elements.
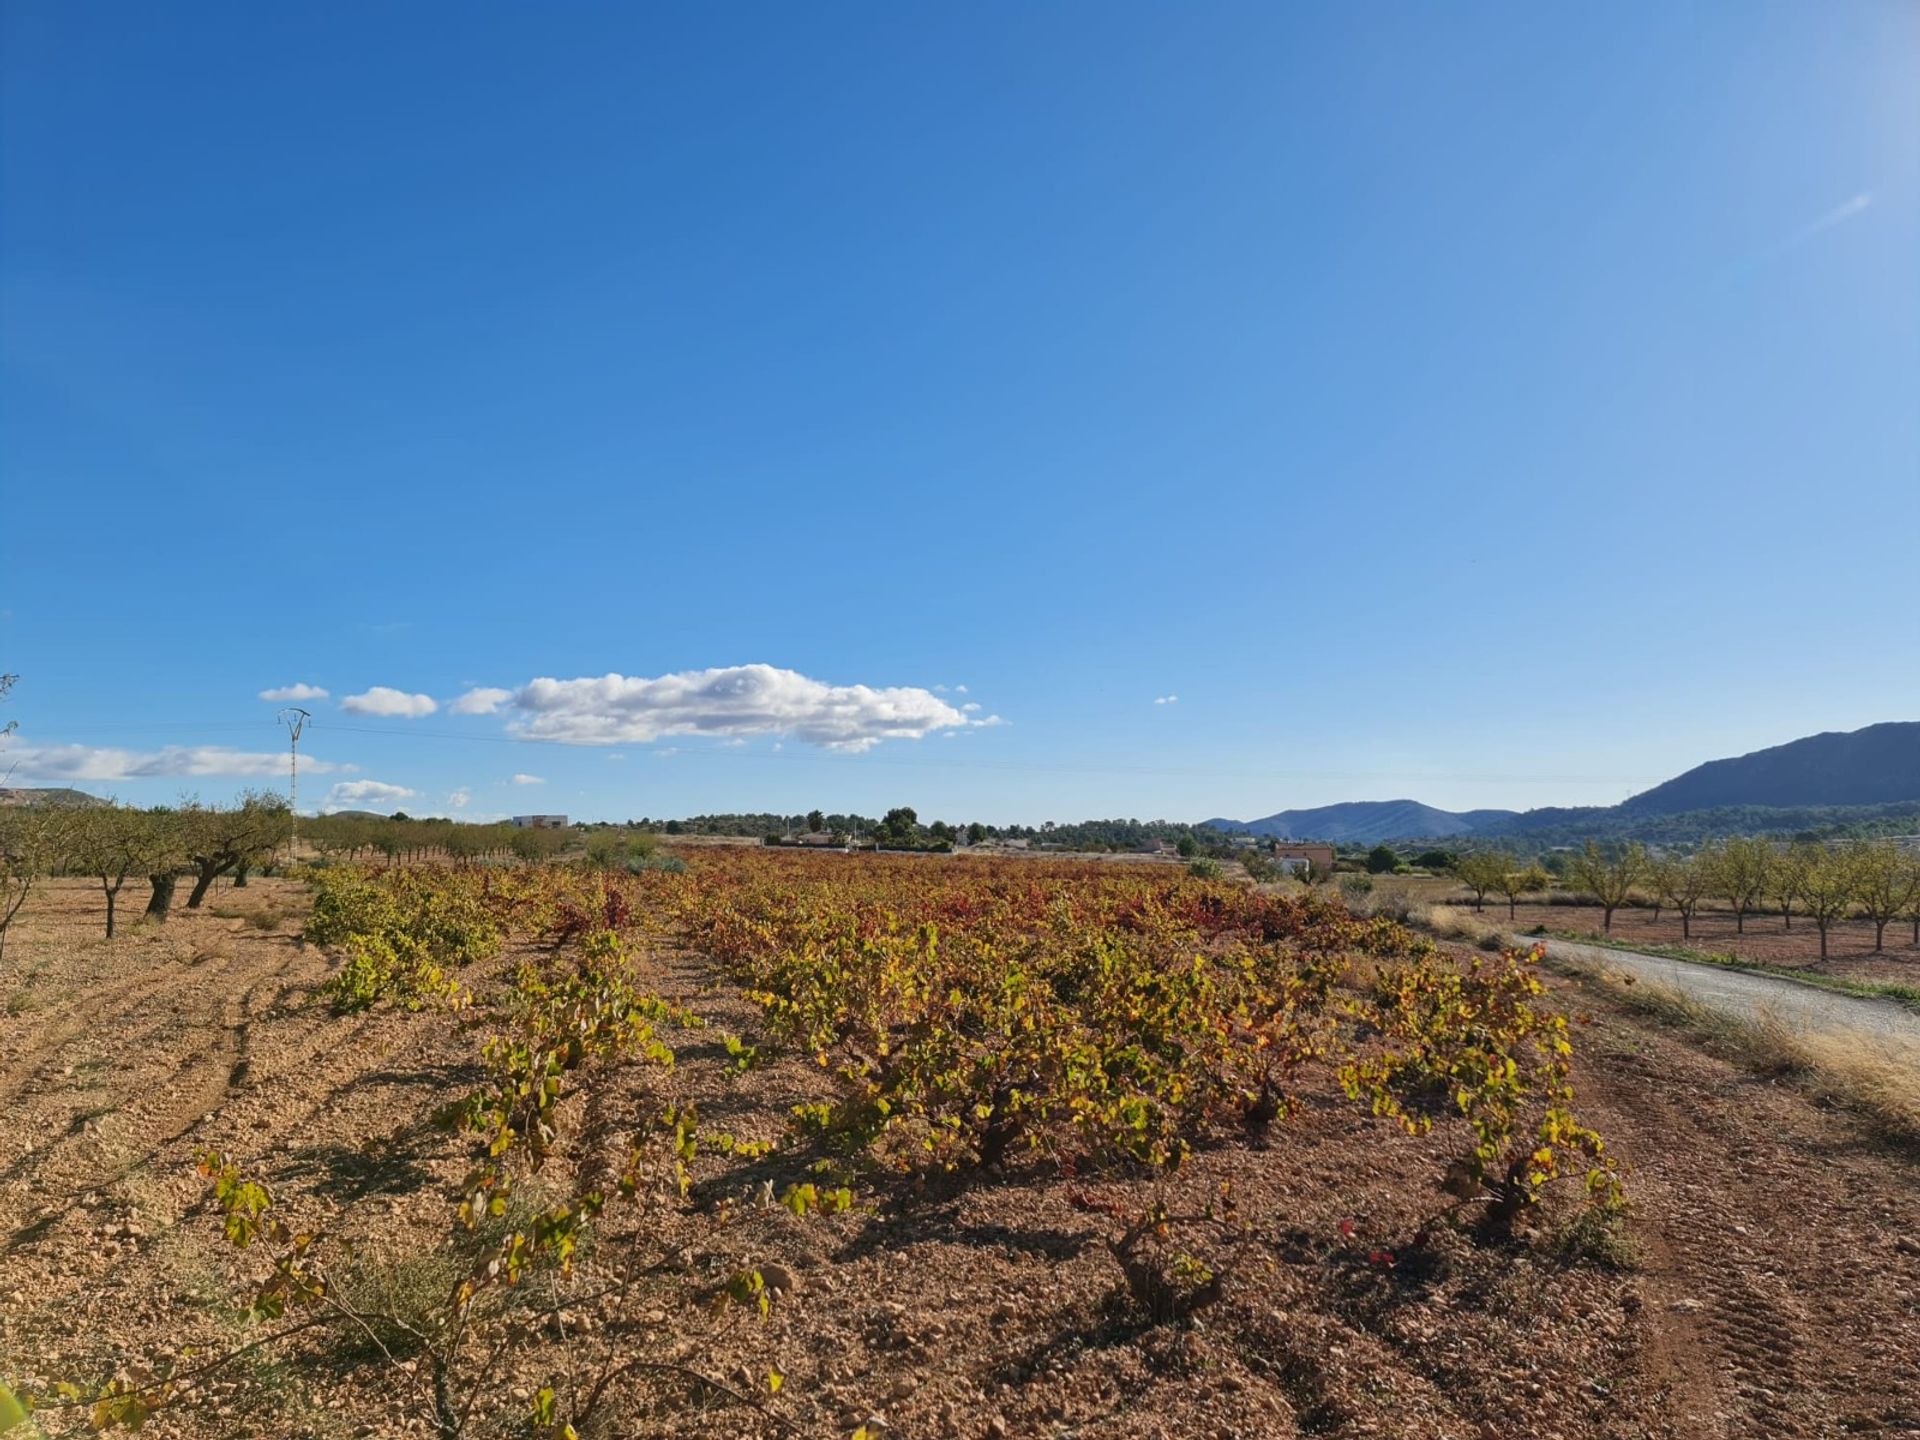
<box><xmin>510</xmin><ymin>814</ymin><xmax>568</xmax><ymax>830</ymax></box>
<box><xmin>1000</xmin><ymin>838</ymin><xmax>1031</xmax><ymax>850</ymax></box>
<box><xmin>795</xmin><ymin>831</ymin><xmax>837</xmax><ymax>846</ymax></box>
<box><xmin>1138</xmin><ymin>837</ymin><xmax>1177</xmax><ymax>855</ymax></box>
<box><xmin>1268</xmin><ymin>842</ymin><xmax>1335</xmax><ymax>875</ymax></box>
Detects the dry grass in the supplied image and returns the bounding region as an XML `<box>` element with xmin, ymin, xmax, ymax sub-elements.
<box><xmin>1560</xmin><ymin>959</ymin><xmax>1920</xmax><ymax>1144</ymax></box>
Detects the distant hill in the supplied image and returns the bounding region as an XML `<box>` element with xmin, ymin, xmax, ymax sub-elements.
<box><xmin>1618</xmin><ymin>721</ymin><xmax>1920</xmax><ymax>815</ymax></box>
<box><xmin>1202</xmin><ymin>799</ymin><xmax>1518</xmax><ymax>845</ymax></box>
<box><xmin>1206</xmin><ymin>721</ymin><xmax>1920</xmax><ymax>844</ymax></box>
<box><xmin>0</xmin><ymin>787</ymin><xmax>107</xmax><ymax>809</ymax></box>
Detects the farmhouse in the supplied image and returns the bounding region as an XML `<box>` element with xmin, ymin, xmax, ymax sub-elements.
<box><xmin>1268</xmin><ymin>841</ymin><xmax>1335</xmax><ymax>875</ymax></box>
<box><xmin>509</xmin><ymin>814</ymin><xmax>568</xmax><ymax>830</ymax></box>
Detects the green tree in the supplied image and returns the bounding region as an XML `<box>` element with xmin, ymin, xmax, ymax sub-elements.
<box><xmin>966</xmin><ymin>821</ymin><xmax>987</xmax><ymax>846</ymax></box>
<box><xmin>1901</xmin><ymin>855</ymin><xmax>1920</xmax><ymax>948</ymax></box>
<box><xmin>1493</xmin><ymin>862</ymin><xmax>1551</xmax><ymax>921</ymax></box>
<box><xmin>1567</xmin><ymin>842</ymin><xmax>1647</xmax><ymax>934</ymax></box>
<box><xmin>1770</xmin><ymin>845</ymin><xmax>1807</xmax><ymax>930</ymax></box>
<box><xmin>806</xmin><ymin>809</ymin><xmax>825</xmax><ymax>834</ymax></box>
<box><xmin>1850</xmin><ymin>841</ymin><xmax>1920</xmax><ymax>953</ymax></box>
<box><xmin>1453</xmin><ymin>851</ymin><xmax>1511</xmax><ymax>913</ymax></box>
<box><xmin>1365</xmin><ymin>844</ymin><xmax>1398</xmax><ymax>875</ymax></box>
<box><xmin>68</xmin><ymin>806</ymin><xmax>169</xmax><ymax>939</ymax></box>
<box><xmin>1704</xmin><ymin>836</ymin><xmax>1771</xmax><ymax>935</ymax></box>
<box><xmin>1176</xmin><ymin>835</ymin><xmax>1198</xmax><ymax>859</ymax></box>
<box><xmin>1649</xmin><ymin>854</ymin><xmax>1712</xmax><ymax>941</ymax></box>
<box><xmin>0</xmin><ymin>805</ymin><xmax>65</xmax><ymax>962</ymax></box>
<box><xmin>182</xmin><ymin>793</ymin><xmax>290</xmax><ymax>909</ymax></box>
<box><xmin>1795</xmin><ymin>844</ymin><xmax>1859</xmax><ymax>961</ymax></box>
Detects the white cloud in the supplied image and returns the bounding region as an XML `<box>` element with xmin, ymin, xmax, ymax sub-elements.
<box><xmin>448</xmin><ymin>788</ymin><xmax>471</xmax><ymax>809</ymax></box>
<box><xmin>510</xmin><ymin>773</ymin><xmax>545</xmax><ymax>785</ymax></box>
<box><xmin>323</xmin><ymin>779</ymin><xmax>416</xmax><ymax>812</ymax></box>
<box><xmin>1154</xmin><ymin>695</ymin><xmax>1179</xmax><ymax>705</ymax></box>
<box><xmin>449</xmin><ymin>686</ymin><xmax>512</xmax><ymax>716</ymax></box>
<box><xmin>0</xmin><ymin>741</ymin><xmax>339</xmax><ymax>782</ymax></box>
<box><xmin>341</xmin><ymin>686</ymin><xmax>438</xmax><ymax>718</ymax></box>
<box><xmin>502</xmin><ymin>664</ymin><xmax>986</xmax><ymax>753</ymax></box>
<box><xmin>259</xmin><ymin>683</ymin><xmax>329</xmax><ymax>702</ymax></box>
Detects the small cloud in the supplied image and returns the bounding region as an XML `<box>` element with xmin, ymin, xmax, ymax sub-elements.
<box><xmin>510</xmin><ymin>773</ymin><xmax>545</xmax><ymax>785</ymax></box>
<box><xmin>341</xmin><ymin>687</ymin><xmax>438</xmax><ymax>718</ymax></box>
<box><xmin>1731</xmin><ymin>191</ymin><xmax>1876</xmax><ymax>278</ymax></box>
<box><xmin>449</xmin><ymin>686</ymin><xmax>513</xmax><ymax>716</ymax></box>
<box><xmin>1153</xmin><ymin>695</ymin><xmax>1179</xmax><ymax>705</ymax></box>
<box><xmin>498</xmin><ymin>664</ymin><xmax>987</xmax><ymax>751</ymax></box>
<box><xmin>606</xmin><ymin>753</ymin><xmax>626</xmax><ymax>762</ymax></box>
<box><xmin>448</xmin><ymin>788</ymin><xmax>471</xmax><ymax>809</ymax></box>
<box><xmin>322</xmin><ymin>779</ymin><xmax>415</xmax><ymax>812</ymax></box>
<box><xmin>259</xmin><ymin>683</ymin><xmax>329</xmax><ymax>702</ymax></box>
<box><xmin>961</xmin><ymin>702</ymin><xmax>981</xmax><ymax>713</ymax></box>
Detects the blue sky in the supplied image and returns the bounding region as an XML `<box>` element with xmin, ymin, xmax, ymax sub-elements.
<box><xmin>3</xmin><ymin>2</ymin><xmax>1916</xmax><ymax>825</ymax></box>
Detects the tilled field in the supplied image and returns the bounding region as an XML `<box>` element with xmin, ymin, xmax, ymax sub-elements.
<box><xmin>1</xmin><ymin>872</ymin><xmax>1916</xmax><ymax>1440</ymax></box>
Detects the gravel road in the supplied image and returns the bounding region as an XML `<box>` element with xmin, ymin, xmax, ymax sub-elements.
<box><xmin>1533</xmin><ymin>935</ymin><xmax>1920</xmax><ymax>1047</ymax></box>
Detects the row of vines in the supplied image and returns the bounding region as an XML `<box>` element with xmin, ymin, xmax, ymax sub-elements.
<box><xmin>5</xmin><ymin>850</ymin><xmax>1623</xmax><ymax>1438</ymax></box>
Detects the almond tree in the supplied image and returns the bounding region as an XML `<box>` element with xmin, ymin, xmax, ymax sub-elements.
<box><xmin>1493</xmin><ymin>862</ymin><xmax>1551</xmax><ymax>921</ymax></box>
<box><xmin>1650</xmin><ymin>854</ymin><xmax>1713</xmax><ymax>940</ymax></box>
<box><xmin>1770</xmin><ymin>845</ymin><xmax>1806</xmax><ymax>930</ymax></box>
<box><xmin>1705</xmin><ymin>836</ymin><xmax>1771</xmax><ymax>935</ymax></box>
<box><xmin>183</xmin><ymin>792</ymin><xmax>290</xmax><ymax>909</ymax></box>
<box><xmin>1850</xmin><ymin>841</ymin><xmax>1920</xmax><ymax>953</ymax></box>
<box><xmin>0</xmin><ymin>805</ymin><xmax>65</xmax><ymax>963</ymax></box>
<box><xmin>1454</xmin><ymin>851</ymin><xmax>1511</xmax><ymax>913</ymax></box>
<box><xmin>1902</xmin><ymin>855</ymin><xmax>1920</xmax><ymax>947</ymax></box>
<box><xmin>1568</xmin><ymin>841</ymin><xmax>1646</xmax><ymax>934</ymax></box>
<box><xmin>69</xmin><ymin>806</ymin><xmax>170</xmax><ymax>938</ymax></box>
<box><xmin>1794</xmin><ymin>844</ymin><xmax>1859</xmax><ymax>962</ymax></box>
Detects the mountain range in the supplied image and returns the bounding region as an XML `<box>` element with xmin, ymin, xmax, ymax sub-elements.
<box><xmin>1204</xmin><ymin>721</ymin><xmax>1920</xmax><ymax>844</ymax></box>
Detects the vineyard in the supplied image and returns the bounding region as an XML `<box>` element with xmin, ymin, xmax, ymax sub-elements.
<box><xmin>2</xmin><ymin>849</ymin><xmax>1916</xmax><ymax>1438</ymax></box>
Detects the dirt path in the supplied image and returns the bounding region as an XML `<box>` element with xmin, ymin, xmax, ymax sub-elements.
<box><xmin>1563</xmin><ymin>971</ymin><xmax>1920</xmax><ymax>1439</ymax></box>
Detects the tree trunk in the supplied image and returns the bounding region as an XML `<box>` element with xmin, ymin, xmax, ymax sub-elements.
<box><xmin>104</xmin><ymin>887</ymin><xmax>117</xmax><ymax>939</ymax></box>
<box><xmin>1508</xmin><ymin>896</ymin><xmax>1517</xmax><ymax>920</ymax></box>
<box><xmin>234</xmin><ymin>861</ymin><xmax>250</xmax><ymax>889</ymax></box>
<box><xmin>1603</xmin><ymin>904</ymin><xmax>1616</xmax><ymax>933</ymax></box>
<box><xmin>1818</xmin><ymin>923</ymin><xmax>1829</xmax><ymax>961</ymax></box>
<box><xmin>1681</xmin><ymin>910</ymin><xmax>1691</xmax><ymax>940</ymax></box>
<box><xmin>145</xmin><ymin>873</ymin><xmax>177</xmax><ymax>921</ymax></box>
<box><xmin>1874</xmin><ymin>919</ymin><xmax>1886</xmax><ymax>953</ymax></box>
<box><xmin>186</xmin><ymin>858</ymin><xmax>226</xmax><ymax>909</ymax></box>
<box><xmin>1735</xmin><ymin>907</ymin><xmax>1744</xmax><ymax>934</ymax></box>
